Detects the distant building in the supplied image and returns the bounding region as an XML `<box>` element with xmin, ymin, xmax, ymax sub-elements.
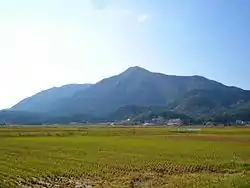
<box><xmin>152</xmin><ymin>116</ymin><xmax>165</xmax><ymax>125</ymax></box>
<box><xmin>69</xmin><ymin>122</ymin><xmax>78</xmax><ymax>125</ymax></box>
<box><xmin>167</xmin><ymin>118</ymin><xmax>183</xmax><ymax>126</ymax></box>
<box><xmin>205</xmin><ymin>122</ymin><xmax>215</xmax><ymax>126</ymax></box>
<box><xmin>236</xmin><ymin>120</ymin><xmax>245</xmax><ymax>125</ymax></box>
<box><xmin>143</xmin><ymin>123</ymin><xmax>154</xmax><ymax>126</ymax></box>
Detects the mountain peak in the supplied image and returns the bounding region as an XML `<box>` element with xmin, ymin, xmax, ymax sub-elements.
<box><xmin>122</xmin><ymin>66</ymin><xmax>150</xmax><ymax>76</ymax></box>
<box><xmin>127</xmin><ymin>66</ymin><xmax>149</xmax><ymax>71</ymax></box>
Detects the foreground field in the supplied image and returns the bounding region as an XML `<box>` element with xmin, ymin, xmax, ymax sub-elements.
<box><xmin>0</xmin><ymin>126</ymin><xmax>250</xmax><ymax>188</ymax></box>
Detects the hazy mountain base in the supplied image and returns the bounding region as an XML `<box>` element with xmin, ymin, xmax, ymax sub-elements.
<box><xmin>1</xmin><ymin>102</ymin><xmax>250</xmax><ymax>125</ymax></box>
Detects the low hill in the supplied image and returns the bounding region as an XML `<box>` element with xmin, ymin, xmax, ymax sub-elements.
<box><xmin>168</xmin><ymin>89</ymin><xmax>250</xmax><ymax>120</ymax></box>
<box><xmin>108</xmin><ymin>105</ymin><xmax>193</xmax><ymax>122</ymax></box>
<box><xmin>0</xmin><ymin>110</ymin><xmax>97</xmax><ymax>125</ymax></box>
<box><xmin>213</xmin><ymin>101</ymin><xmax>250</xmax><ymax>122</ymax></box>
<box><xmin>0</xmin><ymin>110</ymin><xmax>46</xmax><ymax>125</ymax></box>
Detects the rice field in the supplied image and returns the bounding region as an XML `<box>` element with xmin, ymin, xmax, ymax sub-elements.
<box><xmin>0</xmin><ymin>126</ymin><xmax>249</xmax><ymax>187</ymax></box>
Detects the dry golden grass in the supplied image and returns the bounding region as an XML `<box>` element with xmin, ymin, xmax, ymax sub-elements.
<box><xmin>0</xmin><ymin>126</ymin><xmax>249</xmax><ymax>187</ymax></box>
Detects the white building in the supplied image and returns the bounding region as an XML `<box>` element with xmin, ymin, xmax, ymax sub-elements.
<box><xmin>167</xmin><ymin>118</ymin><xmax>183</xmax><ymax>126</ymax></box>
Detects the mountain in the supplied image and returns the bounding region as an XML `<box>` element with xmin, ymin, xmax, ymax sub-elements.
<box><xmin>47</xmin><ymin>66</ymin><xmax>230</xmax><ymax>116</ymax></box>
<box><xmin>11</xmin><ymin>84</ymin><xmax>91</xmax><ymax>113</ymax></box>
<box><xmin>10</xmin><ymin>66</ymin><xmax>250</xmax><ymax>122</ymax></box>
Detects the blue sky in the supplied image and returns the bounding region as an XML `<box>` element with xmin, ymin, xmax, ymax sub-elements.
<box><xmin>0</xmin><ymin>0</ymin><xmax>249</xmax><ymax>109</ymax></box>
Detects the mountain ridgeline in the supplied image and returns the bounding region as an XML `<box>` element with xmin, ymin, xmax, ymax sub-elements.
<box><xmin>2</xmin><ymin>66</ymin><xmax>250</xmax><ymax>124</ymax></box>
